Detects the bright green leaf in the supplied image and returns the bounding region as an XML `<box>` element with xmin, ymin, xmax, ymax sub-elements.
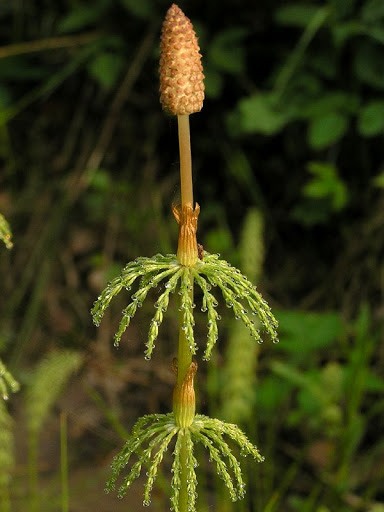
<box><xmin>332</xmin><ymin>21</ymin><xmax>363</xmax><ymax>47</ymax></box>
<box><xmin>204</xmin><ymin>68</ymin><xmax>223</xmax><ymax>99</ymax></box>
<box><xmin>354</xmin><ymin>43</ymin><xmax>384</xmax><ymax>89</ymax></box>
<box><xmin>119</xmin><ymin>0</ymin><xmax>152</xmax><ymax>19</ymax></box>
<box><xmin>87</xmin><ymin>52</ymin><xmax>124</xmax><ymax>90</ymax></box>
<box><xmin>361</xmin><ymin>0</ymin><xmax>384</xmax><ymax>23</ymax></box>
<box><xmin>208</xmin><ymin>28</ymin><xmax>247</xmax><ymax>75</ymax></box>
<box><xmin>0</xmin><ymin>86</ymin><xmax>11</xmax><ymax>108</ymax></box>
<box><xmin>302</xmin><ymin>91</ymin><xmax>359</xmax><ymax>118</ymax></box>
<box><xmin>256</xmin><ymin>375</ymin><xmax>291</xmax><ymax>413</ymax></box>
<box><xmin>275</xmin><ymin>4</ymin><xmax>321</xmax><ymax>27</ymax></box>
<box><xmin>329</xmin><ymin>0</ymin><xmax>358</xmax><ymax>19</ymax></box>
<box><xmin>236</xmin><ymin>93</ymin><xmax>288</xmax><ymax>135</ymax></box>
<box><xmin>204</xmin><ymin>227</ymin><xmax>233</xmax><ymax>255</ymax></box>
<box><xmin>357</xmin><ymin>101</ymin><xmax>384</xmax><ymax>136</ymax></box>
<box><xmin>274</xmin><ymin>309</ymin><xmax>343</xmax><ymax>356</ymax></box>
<box><xmin>308</xmin><ymin>112</ymin><xmax>348</xmax><ymax>149</ymax></box>
<box><xmin>373</xmin><ymin>172</ymin><xmax>384</xmax><ymax>188</ymax></box>
<box><xmin>58</xmin><ymin>2</ymin><xmax>108</xmax><ymax>33</ymax></box>
<box><xmin>304</xmin><ymin>161</ymin><xmax>348</xmax><ymax>210</ymax></box>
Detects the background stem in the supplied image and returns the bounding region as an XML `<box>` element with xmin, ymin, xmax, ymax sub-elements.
<box><xmin>60</xmin><ymin>412</ymin><xmax>69</xmax><ymax>512</ymax></box>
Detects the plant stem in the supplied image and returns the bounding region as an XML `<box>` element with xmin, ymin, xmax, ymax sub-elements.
<box><xmin>177</xmin><ymin>320</ymin><xmax>193</xmax><ymax>387</ymax></box>
<box><xmin>176</xmin><ymin>113</ymin><xmax>194</xmax><ymax>512</ymax></box>
<box><xmin>179</xmin><ymin>429</ymin><xmax>189</xmax><ymax>512</ymax></box>
<box><xmin>176</xmin><ymin>110</ymin><xmax>195</xmax><ymax>383</ymax></box>
<box><xmin>176</xmin><ymin>306</ymin><xmax>193</xmax><ymax>512</ymax></box>
<box><xmin>177</xmin><ymin>114</ymin><xmax>193</xmax><ymax>208</ymax></box>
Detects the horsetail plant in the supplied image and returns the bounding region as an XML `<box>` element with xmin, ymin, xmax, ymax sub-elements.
<box><xmin>0</xmin><ymin>211</ymin><xmax>17</xmax><ymax>512</ymax></box>
<box><xmin>92</xmin><ymin>5</ymin><xmax>278</xmax><ymax>511</ymax></box>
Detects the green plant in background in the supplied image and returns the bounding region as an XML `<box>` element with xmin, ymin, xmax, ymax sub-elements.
<box><xmin>0</xmin><ymin>359</ymin><xmax>19</xmax><ymax>402</ymax></box>
<box><xmin>225</xmin><ymin>0</ymin><xmax>384</xmax><ymax>228</ymax></box>
<box><xmin>0</xmin><ymin>214</ymin><xmax>12</xmax><ymax>250</ymax></box>
<box><xmin>0</xmin><ymin>211</ymin><xmax>18</xmax><ymax>512</ymax></box>
<box><xmin>204</xmin><ymin>209</ymin><xmax>265</xmax><ymax>512</ymax></box>
<box><xmin>246</xmin><ymin>304</ymin><xmax>384</xmax><ymax>512</ymax></box>
<box><xmin>25</xmin><ymin>350</ymin><xmax>83</xmax><ymax>512</ymax></box>
<box><xmin>92</xmin><ymin>5</ymin><xmax>277</xmax><ymax>511</ymax></box>
<box><xmin>0</xmin><ymin>399</ymin><xmax>14</xmax><ymax>512</ymax></box>
<box><xmin>0</xmin><ymin>361</ymin><xmax>18</xmax><ymax>512</ymax></box>
<box><xmin>219</xmin><ymin>208</ymin><xmax>265</xmax><ymax>426</ymax></box>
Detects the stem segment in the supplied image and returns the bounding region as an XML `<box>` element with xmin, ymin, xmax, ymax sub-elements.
<box><xmin>177</xmin><ymin>114</ymin><xmax>193</xmax><ymax>207</ymax></box>
<box><xmin>174</xmin><ymin>113</ymin><xmax>196</xmax><ymax>512</ymax></box>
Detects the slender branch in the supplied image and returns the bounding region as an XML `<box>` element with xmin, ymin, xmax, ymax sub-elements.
<box><xmin>0</xmin><ymin>32</ymin><xmax>99</xmax><ymax>59</ymax></box>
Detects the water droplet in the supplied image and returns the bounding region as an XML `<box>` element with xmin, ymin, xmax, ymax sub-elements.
<box><xmin>113</xmin><ymin>341</ymin><xmax>120</xmax><ymax>347</ymax></box>
<box><xmin>143</xmin><ymin>499</ymin><xmax>151</xmax><ymax>507</ymax></box>
<box><xmin>201</xmin><ymin>306</ymin><xmax>207</xmax><ymax>312</ymax></box>
<box><xmin>144</xmin><ymin>355</ymin><xmax>151</xmax><ymax>361</ymax></box>
<box><xmin>124</xmin><ymin>285</ymin><xmax>131</xmax><ymax>291</ymax></box>
<box><xmin>227</xmin><ymin>302</ymin><xmax>233</xmax><ymax>308</ymax></box>
<box><xmin>235</xmin><ymin>315</ymin><xmax>240</xmax><ymax>320</ymax></box>
<box><xmin>217</xmin><ymin>315</ymin><xmax>222</xmax><ymax>320</ymax></box>
<box><xmin>242</xmin><ymin>308</ymin><xmax>248</xmax><ymax>314</ymax></box>
<box><xmin>165</xmin><ymin>282</ymin><xmax>171</xmax><ymax>289</ymax></box>
<box><xmin>2</xmin><ymin>394</ymin><xmax>9</xmax><ymax>401</ymax></box>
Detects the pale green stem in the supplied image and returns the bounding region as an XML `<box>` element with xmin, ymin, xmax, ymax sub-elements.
<box><xmin>177</xmin><ymin>114</ymin><xmax>193</xmax><ymax>208</ymax></box>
